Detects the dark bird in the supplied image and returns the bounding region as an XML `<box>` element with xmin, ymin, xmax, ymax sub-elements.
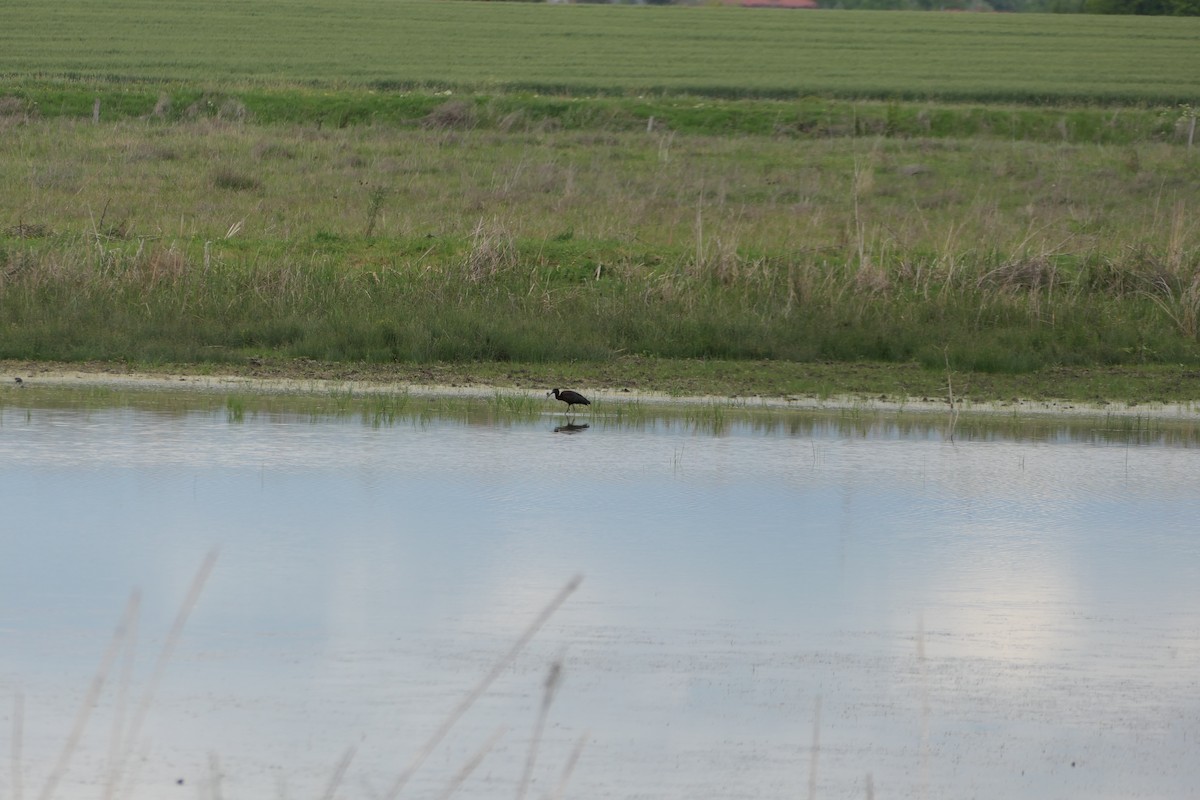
<box><xmin>13</xmin><ymin>377</ymin><xmax>23</xmax><ymax>387</ymax></box>
<box><xmin>548</xmin><ymin>388</ymin><xmax>590</xmax><ymax>414</ymax></box>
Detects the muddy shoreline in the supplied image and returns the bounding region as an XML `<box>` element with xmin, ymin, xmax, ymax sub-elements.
<box><xmin>6</xmin><ymin>360</ymin><xmax>1198</xmax><ymax>420</ymax></box>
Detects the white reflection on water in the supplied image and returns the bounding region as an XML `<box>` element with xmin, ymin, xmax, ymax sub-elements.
<box><xmin>1</xmin><ymin>399</ymin><xmax>1199</xmax><ymax>800</ymax></box>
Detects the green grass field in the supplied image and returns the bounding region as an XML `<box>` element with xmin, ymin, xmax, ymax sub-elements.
<box><xmin>3</xmin><ymin>1</ymin><xmax>1200</xmax><ymax>402</ymax></box>
<box><xmin>3</xmin><ymin>0</ymin><xmax>1200</xmax><ymax>103</ymax></box>
<box><xmin>4</xmin><ymin>117</ymin><xmax>1198</xmax><ymax>372</ymax></box>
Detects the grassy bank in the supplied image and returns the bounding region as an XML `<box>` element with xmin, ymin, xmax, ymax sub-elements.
<box><xmin>3</xmin><ymin>112</ymin><xmax>1199</xmax><ymax>377</ymax></box>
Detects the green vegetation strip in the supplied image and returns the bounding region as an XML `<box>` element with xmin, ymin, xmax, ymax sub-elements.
<box><xmin>3</xmin><ymin>83</ymin><xmax>1194</xmax><ymax>146</ymax></box>
<box><xmin>2</xmin><ymin>0</ymin><xmax>1200</xmax><ymax>103</ymax></box>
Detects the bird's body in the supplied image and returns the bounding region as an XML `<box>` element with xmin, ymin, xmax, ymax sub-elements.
<box><xmin>548</xmin><ymin>388</ymin><xmax>590</xmax><ymax>414</ymax></box>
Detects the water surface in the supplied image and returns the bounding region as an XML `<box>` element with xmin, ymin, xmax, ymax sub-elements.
<box><xmin>2</xmin><ymin>390</ymin><xmax>1198</xmax><ymax>800</ymax></box>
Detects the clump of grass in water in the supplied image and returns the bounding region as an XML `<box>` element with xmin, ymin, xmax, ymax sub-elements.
<box><xmin>682</xmin><ymin>402</ymin><xmax>729</xmax><ymax>435</ymax></box>
<box><xmin>489</xmin><ymin>390</ymin><xmax>539</xmax><ymax>416</ymax></box>
<box><xmin>363</xmin><ymin>391</ymin><xmax>410</xmax><ymax>427</ymax></box>
<box><xmin>225</xmin><ymin>395</ymin><xmax>246</xmax><ymax>423</ymax></box>
<box><xmin>606</xmin><ymin>399</ymin><xmax>647</xmax><ymax>429</ymax></box>
<box><xmin>326</xmin><ymin>387</ymin><xmax>356</xmax><ymax>414</ymax></box>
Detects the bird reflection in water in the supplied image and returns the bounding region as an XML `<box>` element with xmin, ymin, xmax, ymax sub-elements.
<box><xmin>553</xmin><ymin>422</ymin><xmax>590</xmax><ymax>434</ymax></box>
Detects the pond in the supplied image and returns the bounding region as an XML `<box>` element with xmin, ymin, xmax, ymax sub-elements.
<box><xmin>2</xmin><ymin>386</ymin><xmax>1198</xmax><ymax>800</ymax></box>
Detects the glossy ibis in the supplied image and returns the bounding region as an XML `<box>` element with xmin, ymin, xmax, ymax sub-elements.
<box><xmin>548</xmin><ymin>388</ymin><xmax>590</xmax><ymax>414</ymax></box>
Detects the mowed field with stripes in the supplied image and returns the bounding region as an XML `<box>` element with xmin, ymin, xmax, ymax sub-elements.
<box><xmin>2</xmin><ymin>0</ymin><xmax>1199</xmax><ymax>103</ymax></box>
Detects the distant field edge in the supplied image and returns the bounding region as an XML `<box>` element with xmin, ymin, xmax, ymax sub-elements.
<box><xmin>2</xmin><ymin>73</ymin><xmax>1198</xmax><ymax>108</ymax></box>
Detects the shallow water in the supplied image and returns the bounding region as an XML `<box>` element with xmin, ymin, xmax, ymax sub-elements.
<box><xmin>1</xmin><ymin>390</ymin><xmax>1198</xmax><ymax>800</ymax></box>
